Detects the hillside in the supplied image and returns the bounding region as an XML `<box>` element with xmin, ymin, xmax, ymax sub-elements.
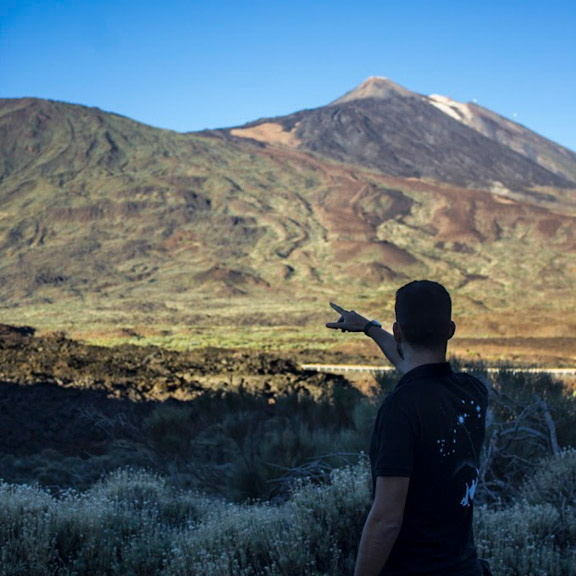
<box><xmin>0</xmin><ymin>87</ymin><xmax>575</xmax><ymax>361</ymax></box>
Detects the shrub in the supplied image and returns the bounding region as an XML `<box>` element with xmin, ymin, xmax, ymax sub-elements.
<box><xmin>142</xmin><ymin>404</ymin><xmax>197</xmax><ymax>459</ymax></box>
<box><xmin>162</xmin><ymin>461</ymin><xmax>372</xmax><ymax>576</ymax></box>
<box><xmin>0</xmin><ymin>464</ymin><xmax>371</xmax><ymax>576</ymax></box>
<box><xmin>475</xmin><ymin>503</ymin><xmax>576</xmax><ymax>576</ymax></box>
<box><xmin>0</xmin><ymin>469</ymin><xmax>212</xmax><ymax>576</ymax></box>
<box><xmin>0</xmin><ymin>481</ymin><xmax>56</xmax><ymax>575</ymax></box>
<box><xmin>137</xmin><ymin>386</ymin><xmax>371</xmax><ymax>502</ymax></box>
<box><xmin>488</xmin><ymin>368</ymin><xmax>576</xmax><ymax>449</ymax></box>
<box><xmin>519</xmin><ymin>449</ymin><xmax>576</xmax><ymax>509</ymax></box>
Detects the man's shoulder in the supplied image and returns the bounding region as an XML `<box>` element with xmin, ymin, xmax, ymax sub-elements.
<box><xmin>380</xmin><ymin>364</ymin><xmax>489</xmax><ymax>408</ymax></box>
<box><xmin>383</xmin><ymin>366</ymin><xmax>489</xmax><ymax>414</ymax></box>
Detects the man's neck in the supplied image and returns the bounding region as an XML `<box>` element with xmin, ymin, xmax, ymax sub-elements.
<box><xmin>400</xmin><ymin>348</ymin><xmax>447</xmax><ymax>375</ymax></box>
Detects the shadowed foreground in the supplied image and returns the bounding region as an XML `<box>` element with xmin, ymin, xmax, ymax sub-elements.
<box><xmin>1</xmin><ymin>328</ymin><xmax>575</xmax><ymax>574</ymax></box>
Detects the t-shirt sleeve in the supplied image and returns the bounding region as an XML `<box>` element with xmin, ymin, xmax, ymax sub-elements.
<box><xmin>372</xmin><ymin>392</ymin><xmax>418</xmax><ymax>478</ymax></box>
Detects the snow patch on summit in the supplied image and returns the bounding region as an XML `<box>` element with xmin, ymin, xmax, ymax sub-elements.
<box><xmin>428</xmin><ymin>94</ymin><xmax>475</xmax><ymax>127</ymax></box>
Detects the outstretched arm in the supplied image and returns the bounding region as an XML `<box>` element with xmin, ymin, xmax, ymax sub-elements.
<box><xmin>326</xmin><ymin>303</ymin><xmax>406</xmax><ymax>373</ymax></box>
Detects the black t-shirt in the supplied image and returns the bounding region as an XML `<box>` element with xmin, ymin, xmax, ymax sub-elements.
<box><xmin>369</xmin><ymin>362</ymin><xmax>488</xmax><ymax>576</ymax></box>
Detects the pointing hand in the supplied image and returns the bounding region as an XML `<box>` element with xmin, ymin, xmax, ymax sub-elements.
<box><xmin>325</xmin><ymin>302</ymin><xmax>370</xmax><ymax>333</ymax></box>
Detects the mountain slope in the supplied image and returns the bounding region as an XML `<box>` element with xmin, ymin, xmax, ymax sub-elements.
<box><xmin>228</xmin><ymin>77</ymin><xmax>576</xmax><ymax>191</ymax></box>
<box><xmin>0</xmin><ymin>94</ymin><xmax>575</xmax><ymax>353</ymax></box>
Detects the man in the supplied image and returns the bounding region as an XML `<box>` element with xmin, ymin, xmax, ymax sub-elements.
<box><xmin>326</xmin><ymin>280</ymin><xmax>489</xmax><ymax>576</ymax></box>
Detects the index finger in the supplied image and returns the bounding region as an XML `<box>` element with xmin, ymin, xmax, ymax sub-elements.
<box><xmin>330</xmin><ymin>302</ymin><xmax>348</xmax><ymax>315</ymax></box>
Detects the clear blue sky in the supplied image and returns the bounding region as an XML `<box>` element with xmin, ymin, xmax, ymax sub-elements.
<box><xmin>2</xmin><ymin>0</ymin><xmax>575</xmax><ymax>151</ymax></box>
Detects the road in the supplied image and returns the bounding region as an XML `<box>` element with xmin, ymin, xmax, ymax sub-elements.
<box><xmin>300</xmin><ymin>364</ymin><xmax>576</xmax><ymax>376</ymax></box>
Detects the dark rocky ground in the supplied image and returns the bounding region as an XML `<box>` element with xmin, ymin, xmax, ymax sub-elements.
<box><xmin>0</xmin><ymin>324</ymin><xmax>350</xmax><ymax>462</ymax></box>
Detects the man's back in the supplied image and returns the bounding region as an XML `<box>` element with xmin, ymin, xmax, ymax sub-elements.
<box><xmin>370</xmin><ymin>363</ymin><xmax>488</xmax><ymax>575</ymax></box>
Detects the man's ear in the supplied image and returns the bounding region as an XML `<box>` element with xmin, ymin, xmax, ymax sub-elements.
<box><xmin>447</xmin><ymin>321</ymin><xmax>456</xmax><ymax>340</ymax></box>
<box><xmin>393</xmin><ymin>321</ymin><xmax>405</xmax><ymax>359</ymax></box>
<box><xmin>393</xmin><ymin>321</ymin><xmax>402</xmax><ymax>342</ymax></box>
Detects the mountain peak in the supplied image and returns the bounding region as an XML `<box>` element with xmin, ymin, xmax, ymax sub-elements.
<box><xmin>330</xmin><ymin>76</ymin><xmax>414</xmax><ymax>105</ymax></box>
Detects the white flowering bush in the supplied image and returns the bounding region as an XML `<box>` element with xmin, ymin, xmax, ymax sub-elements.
<box><xmin>0</xmin><ymin>481</ymin><xmax>56</xmax><ymax>574</ymax></box>
<box><xmin>0</xmin><ymin>464</ymin><xmax>370</xmax><ymax>576</ymax></box>
<box><xmin>1</xmin><ymin>454</ymin><xmax>576</xmax><ymax>575</ymax></box>
<box><xmin>475</xmin><ymin>503</ymin><xmax>576</xmax><ymax>576</ymax></box>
